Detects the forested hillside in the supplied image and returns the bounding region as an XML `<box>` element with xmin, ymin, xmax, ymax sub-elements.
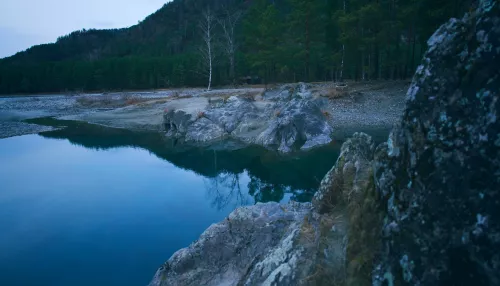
<box><xmin>0</xmin><ymin>0</ymin><xmax>474</xmax><ymax>94</ymax></box>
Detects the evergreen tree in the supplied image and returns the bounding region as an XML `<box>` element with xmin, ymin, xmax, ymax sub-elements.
<box><xmin>0</xmin><ymin>0</ymin><xmax>475</xmax><ymax>94</ymax></box>
<box><xmin>243</xmin><ymin>0</ymin><xmax>282</xmax><ymax>84</ymax></box>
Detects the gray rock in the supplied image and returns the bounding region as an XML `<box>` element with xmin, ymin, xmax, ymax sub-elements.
<box><xmin>262</xmin><ymin>82</ymin><xmax>312</xmax><ymax>102</ymax></box>
<box><xmin>205</xmin><ymin>96</ymin><xmax>262</xmax><ymax>134</ymax></box>
<box><xmin>372</xmin><ymin>2</ymin><xmax>500</xmax><ymax>285</ymax></box>
<box><xmin>148</xmin><ymin>202</ymin><xmax>347</xmax><ymax>286</ymax></box>
<box><xmin>312</xmin><ymin>132</ymin><xmax>375</xmax><ymax>214</ymax></box>
<box><xmin>185</xmin><ymin>117</ymin><xmax>226</xmax><ymax>142</ymax></box>
<box><xmin>162</xmin><ymin>84</ymin><xmax>333</xmax><ymax>152</ymax></box>
<box><xmin>261</xmin><ymin>84</ymin><xmax>293</xmax><ymax>101</ymax></box>
<box><xmin>150</xmin><ymin>4</ymin><xmax>500</xmax><ymax>286</ymax></box>
<box><xmin>164</xmin><ymin>109</ymin><xmax>195</xmax><ymax>135</ymax></box>
<box><xmin>147</xmin><ymin>129</ymin><xmax>381</xmax><ymax>286</ymax></box>
<box><xmin>256</xmin><ymin>98</ymin><xmax>333</xmax><ymax>152</ymax></box>
<box><xmin>163</xmin><ymin>97</ymin><xmax>209</xmax><ymax>137</ymax></box>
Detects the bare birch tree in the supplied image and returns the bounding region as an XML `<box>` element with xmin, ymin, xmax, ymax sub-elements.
<box><xmin>199</xmin><ymin>8</ymin><xmax>215</xmax><ymax>90</ymax></box>
<box><xmin>218</xmin><ymin>8</ymin><xmax>242</xmax><ymax>86</ymax></box>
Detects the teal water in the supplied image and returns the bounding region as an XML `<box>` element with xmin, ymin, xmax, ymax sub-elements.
<box><xmin>0</xmin><ymin>121</ymin><xmax>345</xmax><ymax>286</ymax></box>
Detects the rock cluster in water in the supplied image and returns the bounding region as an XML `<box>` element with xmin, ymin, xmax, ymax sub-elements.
<box><xmin>163</xmin><ymin>83</ymin><xmax>333</xmax><ymax>153</ymax></box>
<box><xmin>149</xmin><ymin>2</ymin><xmax>499</xmax><ymax>285</ymax></box>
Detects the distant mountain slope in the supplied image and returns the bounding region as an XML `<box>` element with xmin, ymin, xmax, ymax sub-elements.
<box><xmin>1</xmin><ymin>0</ymin><xmax>230</xmax><ymax>63</ymax></box>
<box><xmin>0</xmin><ymin>0</ymin><xmax>472</xmax><ymax>94</ymax></box>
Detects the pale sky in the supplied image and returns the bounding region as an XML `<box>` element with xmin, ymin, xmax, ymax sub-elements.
<box><xmin>0</xmin><ymin>0</ymin><xmax>170</xmax><ymax>58</ymax></box>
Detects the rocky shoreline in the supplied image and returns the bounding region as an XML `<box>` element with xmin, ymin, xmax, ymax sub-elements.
<box><xmin>148</xmin><ymin>2</ymin><xmax>500</xmax><ymax>285</ymax></box>
<box><xmin>0</xmin><ymin>82</ymin><xmax>405</xmax><ymax>146</ymax></box>
<box><xmin>1</xmin><ymin>2</ymin><xmax>498</xmax><ymax>285</ymax></box>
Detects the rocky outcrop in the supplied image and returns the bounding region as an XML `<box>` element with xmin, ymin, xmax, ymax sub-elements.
<box><xmin>162</xmin><ymin>83</ymin><xmax>333</xmax><ymax>152</ymax></box>
<box><xmin>314</xmin><ymin>3</ymin><xmax>500</xmax><ymax>285</ymax></box>
<box><xmin>312</xmin><ymin>132</ymin><xmax>383</xmax><ymax>286</ymax></box>
<box><xmin>147</xmin><ymin>130</ymin><xmax>380</xmax><ymax>286</ymax></box>
<box><xmin>149</xmin><ymin>2</ymin><xmax>499</xmax><ymax>285</ymax></box>
<box><xmin>312</xmin><ymin>132</ymin><xmax>375</xmax><ymax>214</ymax></box>
<box><xmin>255</xmin><ymin>97</ymin><xmax>333</xmax><ymax>153</ymax></box>
<box><xmin>372</xmin><ymin>2</ymin><xmax>500</xmax><ymax>285</ymax></box>
<box><xmin>148</xmin><ymin>202</ymin><xmax>348</xmax><ymax>286</ymax></box>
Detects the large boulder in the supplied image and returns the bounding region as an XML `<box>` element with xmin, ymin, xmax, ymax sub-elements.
<box><xmin>372</xmin><ymin>2</ymin><xmax>500</xmax><ymax>285</ymax></box>
<box><xmin>162</xmin><ymin>84</ymin><xmax>333</xmax><ymax>152</ymax></box>
<box><xmin>148</xmin><ymin>202</ymin><xmax>347</xmax><ymax>286</ymax></box>
<box><xmin>204</xmin><ymin>96</ymin><xmax>262</xmax><ymax>134</ymax></box>
<box><xmin>255</xmin><ymin>98</ymin><xmax>333</xmax><ymax>152</ymax></box>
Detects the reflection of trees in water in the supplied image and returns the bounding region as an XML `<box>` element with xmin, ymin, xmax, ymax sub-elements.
<box><xmin>35</xmin><ymin>119</ymin><xmax>335</xmax><ymax>206</ymax></box>
<box><xmin>204</xmin><ymin>171</ymin><xmax>318</xmax><ymax>210</ymax></box>
<box><xmin>248</xmin><ymin>175</ymin><xmax>316</xmax><ymax>203</ymax></box>
<box><xmin>247</xmin><ymin>175</ymin><xmax>285</xmax><ymax>203</ymax></box>
<box><xmin>204</xmin><ymin>172</ymin><xmax>251</xmax><ymax>210</ymax></box>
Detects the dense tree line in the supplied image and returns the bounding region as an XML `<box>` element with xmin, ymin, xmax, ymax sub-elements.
<box><xmin>0</xmin><ymin>0</ymin><xmax>474</xmax><ymax>94</ymax></box>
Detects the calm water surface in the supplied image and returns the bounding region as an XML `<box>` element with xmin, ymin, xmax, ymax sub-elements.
<box><xmin>0</xmin><ymin>121</ymin><xmax>344</xmax><ymax>286</ymax></box>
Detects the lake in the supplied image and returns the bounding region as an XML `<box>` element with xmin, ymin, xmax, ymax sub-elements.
<box><xmin>0</xmin><ymin>121</ymin><xmax>343</xmax><ymax>286</ymax></box>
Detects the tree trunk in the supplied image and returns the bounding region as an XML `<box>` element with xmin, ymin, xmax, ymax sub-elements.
<box><xmin>361</xmin><ymin>50</ymin><xmax>365</xmax><ymax>81</ymax></box>
<box><xmin>411</xmin><ymin>21</ymin><xmax>417</xmax><ymax>75</ymax></box>
<box><xmin>229</xmin><ymin>54</ymin><xmax>235</xmax><ymax>85</ymax></box>
<box><xmin>379</xmin><ymin>51</ymin><xmax>383</xmax><ymax>79</ymax></box>
<box><xmin>361</xmin><ymin>27</ymin><xmax>365</xmax><ymax>81</ymax></box>
<box><xmin>340</xmin><ymin>0</ymin><xmax>346</xmax><ymax>82</ymax></box>
<box><xmin>200</xmin><ymin>9</ymin><xmax>215</xmax><ymax>91</ymax></box>
<box><xmin>375</xmin><ymin>43</ymin><xmax>380</xmax><ymax>80</ymax></box>
<box><xmin>340</xmin><ymin>45</ymin><xmax>345</xmax><ymax>81</ymax></box>
<box><xmin>305</xmin><ymin>5</ymin><xmax>311</xmax><ymax>82</ymax></box>
<box><xmin>218</xmin><ymin>9</ymin><xmax>241</xmax><ymax>87</ymax></box>
<box><xmin>368</xmin><ymin>50</ymin><xmax>371</xmax><ymax>81</ymax></box>
<box><xmin>208</xmin><ymin>44</ymin><xmax>212</xmax><ymax>90</ymax></box>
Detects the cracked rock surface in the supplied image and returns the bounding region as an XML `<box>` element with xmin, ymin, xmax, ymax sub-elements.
<box><xmin>148</xmin><ymin>2</ymin><xmax>500</xmax><ymax>285</ymax></box>
<box><xmin>148</xmin><ymin>202</ymin><xmax>347</xmax><ymax>286</ymax></box>
<box><xmin>163</xmin><ymin>83</ymin><xmax>334</xmax><ymax>152</ymax></box>
<box><xmin>373</xmin><ymin>2</ymin><xmax>500</xmax><ymax>285</ymax></box>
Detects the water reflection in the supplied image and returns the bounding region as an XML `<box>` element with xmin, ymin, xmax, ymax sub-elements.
<box><xmin>1</xmin><ymin>117</ymin><xmax>390</xmax><ymax>286</ymax></box>
<box><xmin>248</xmin><ymin>175</ymin><xmax>286</xmax><ymax>202</ymax></box>
<box><xmin>204</xmin><ymin>172</ymin><xmax>251</xmax><ymax>210</ymax></box>
<box><xmin>27</xmin><ymin>117</ymin><xmax>343</xmax><ymax>204</ymax></box>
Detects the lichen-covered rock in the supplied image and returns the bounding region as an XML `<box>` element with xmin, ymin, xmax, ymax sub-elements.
<box><xmin>185</xmin><ymin>117</ymin><xmax>226</xmax><ymax>142</ymax></box>
<box><xmin>373</xmin><ymin>2</ymin><xmax>500</xmax><ymax>285</ymax></box>
<box><xmin>204</xmin><ymin>96</ymin><xmax>262</xmax><ymax>134</ymax></box>
<box><xmin>312</xmin><ymin>132</ymin><xmax>375</xmax><ymax>214</ymax></box>
<box><xmin>312</xmin><ymin>132</ymin><xmax>383</xmax><ymax>286</ymax></box>
<box><xmin>148</xmin><ymin>202</ymin><xmax>347</xmax><ymax>286</ymax></box>
<box><xmin>255</xmin><ymin>97</ymin><xmax>333</xmax><ymax>153</ymax></box>
<box><xmin>162</xmin><ymin>84</ymin><xmax>333</xmax><ymax>152</ymax></box>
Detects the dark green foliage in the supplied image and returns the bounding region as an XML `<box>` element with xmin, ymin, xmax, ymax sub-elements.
<box><xmin>0</xmin><ymin>0</ymin><xmax>473</xmax><ymax>94</ymax></box>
